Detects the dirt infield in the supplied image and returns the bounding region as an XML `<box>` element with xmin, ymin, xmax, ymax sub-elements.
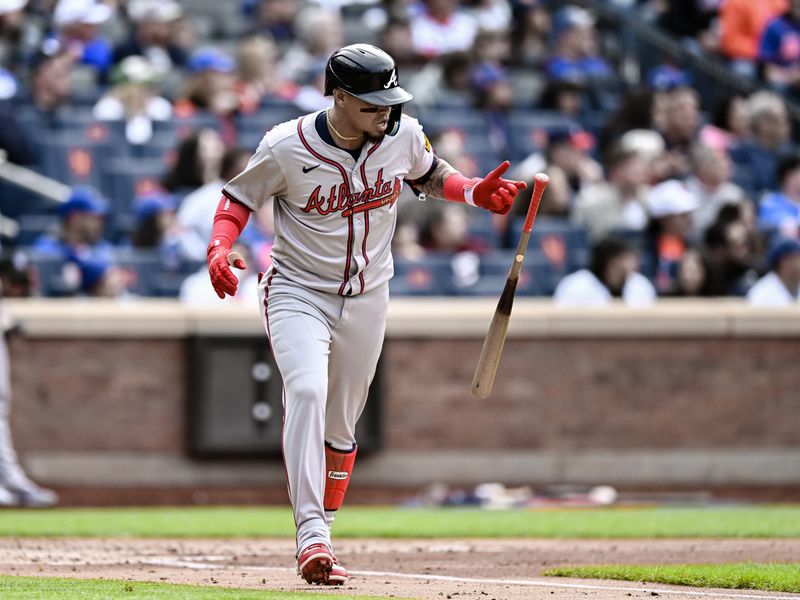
<box><xmin>0</xmin><ymin>538</ymin><xmax>798</xmax><ymax>599</ymax></box>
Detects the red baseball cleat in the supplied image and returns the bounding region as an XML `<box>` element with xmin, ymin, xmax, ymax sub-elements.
<box><xmin>297</xmin><ymin>543</ymin><xmax>348</xmax><ymax>585</ymax></box>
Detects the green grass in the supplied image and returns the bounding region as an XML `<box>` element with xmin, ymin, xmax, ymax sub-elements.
<box><xmin>0</xmin><ymin>506</ymin><xmax>797</xmax><ymax>538</ymax></box>
<box><xmin>543</xmin><ymin>563</ymin><xmax>800</xmax><ymax>593</ymax></box>
<box><xmin>0</xmin><ymin>576</ymin><xmax>407</xmax><ymax>599</ymax></box>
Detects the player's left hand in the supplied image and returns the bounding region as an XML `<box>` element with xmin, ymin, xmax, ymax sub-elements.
<box><xmin>471</xmin><ymin>161</ymin><xmax>527</xmax><ymax>215</ymax></box>
<box><xmin>207</xmin><ymin>242</ymin><xmax>247</xmax><ymax>299</ymax></box>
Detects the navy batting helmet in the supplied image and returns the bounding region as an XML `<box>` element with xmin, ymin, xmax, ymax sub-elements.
<box><xmin>325</xmin><ymin>44</ymin><xmax>412</xmax><ymax>130</ymax></box>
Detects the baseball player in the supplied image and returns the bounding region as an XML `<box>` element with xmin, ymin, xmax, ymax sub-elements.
<box><xmin>206</xmin><ymin>44</ymin><xmax>526</xmax><ymax>585</ymax></box>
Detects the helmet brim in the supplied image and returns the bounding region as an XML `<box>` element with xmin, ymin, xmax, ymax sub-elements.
<box><xmin>353</xmin><ymin>86</ymin><xmax>413</xmax><ymax>106</ymax></box>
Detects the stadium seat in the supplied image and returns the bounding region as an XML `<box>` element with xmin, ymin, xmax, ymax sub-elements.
<box><xmin>468</xmin><ymin>213</ymin><xmax>501</xmax><ymax>248</ymax></box>
<box><xmin>391</xmin><ymin>254</ymin><xmax>454</xmax><ymax>295</ymax></box>
<box><xmin>27</xmin><ymin>252</ymin><xmax>73</xmax><ymax>297</ymax></box>
<box><xmin>477</xmin><ymin>250</ymin><xmax>556</xmax><ymax>296</ymax></box>
<box><xmin>101</xmin><ymin>158</ymin><xmax>168</xmax><ymax>224</ymax></box>
<box><xmin>38</xmin><ymin>131</ymin><xmax>117</xmax><ymax>190</ymax></box>
<box><xmin>508</xmin><ymin>217</ymin><xmax>590</xmax><ymax>271</ymax></box>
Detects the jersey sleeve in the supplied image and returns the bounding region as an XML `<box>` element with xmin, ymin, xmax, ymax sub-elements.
<box><xmin>222</xmin><ymin>137</ymin><xmax>288</xmax><ymax>211</ymax></box>
<box><xmin>405</xmin><ymin>119</ymin><xmax>436</xmax><ymax>181</ymax></box>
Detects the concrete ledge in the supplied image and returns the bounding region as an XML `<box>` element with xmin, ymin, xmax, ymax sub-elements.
<box><xmin>6</xmin><ymin>298</ymin><xmax>800</xmax><ymax>339</ymax></box>
<box><xmin>25</xmin><ymin>449</ymin><xmax>800</xmax><ymax>487</ymax></box>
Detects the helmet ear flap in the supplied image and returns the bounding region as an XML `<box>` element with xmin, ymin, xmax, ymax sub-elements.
<box><xmin>388</xmin><ymin>104</ymin><xmax>403</xmax><ymax>132</ymax></box>
<box><xmin>324</xmin><ymin>63</ymin><xmax>336</xmax><ymax>96</ymax></box>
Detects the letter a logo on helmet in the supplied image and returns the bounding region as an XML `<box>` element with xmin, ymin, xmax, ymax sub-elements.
<box><xmin>383</xmin><ymin>69</ymin><xmax>398</xmax><ymax>89</ymax></box>
<box><xmin>324</xmin><ymin>44</ymin><xmax>413</xmax><ymax>131</ymax></box>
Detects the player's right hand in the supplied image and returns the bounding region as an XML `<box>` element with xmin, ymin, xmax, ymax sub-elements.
<box><xmin>207</xmin><ymin>241</ymin><xmax>247</xmax><ymax>299</ymax></box>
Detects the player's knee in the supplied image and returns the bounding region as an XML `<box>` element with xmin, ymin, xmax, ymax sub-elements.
<box><xmin>289</xmin><ymin>380</ymin><xmax>326</xmax><ymax>407</ymax></box>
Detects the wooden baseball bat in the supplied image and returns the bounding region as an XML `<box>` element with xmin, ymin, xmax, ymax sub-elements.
<box><xmin>470</xmin><ymin>173</ymin><xmax>549</xmax><ymax>399</ymax></box>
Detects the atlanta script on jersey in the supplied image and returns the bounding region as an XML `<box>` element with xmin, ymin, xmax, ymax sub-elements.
<box><xmin>222</xmin><ymin>111</ymin><xmax>434</xmax><ymax>296</ymax></box>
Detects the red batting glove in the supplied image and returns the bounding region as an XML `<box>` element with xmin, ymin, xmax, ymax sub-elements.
<box><xmin>207</xmin><ymin>240</ymin><xmax>247</xmax><ymax>299</ymax></box>
<box><xmin>467</xmin><ymin>161</ymin><xmax>527</xmax><ymax>215</ymax></box>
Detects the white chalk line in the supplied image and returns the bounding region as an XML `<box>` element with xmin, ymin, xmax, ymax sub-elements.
<box><xmin>142</xmin><ymin>557</ymin><xmax>800</xmax><ymax>600</ymax></box>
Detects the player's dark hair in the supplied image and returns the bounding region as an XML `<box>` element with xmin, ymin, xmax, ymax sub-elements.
<box><xmin>589</xmin><ymin>237</ymin><xmax>632</xmax><ymax>282</ymax></box>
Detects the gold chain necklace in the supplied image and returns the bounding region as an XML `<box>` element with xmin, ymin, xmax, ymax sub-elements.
<box><xmin>326</xmin><ymin>110</ymin><xmax>363</xmax><ymax>142</ymax></box>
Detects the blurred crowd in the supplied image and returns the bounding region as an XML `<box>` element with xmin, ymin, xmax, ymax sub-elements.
<box><xmin>0</xmin><ymin>0</ymin><xmax>797</xmax><ymax>306</ymax></box>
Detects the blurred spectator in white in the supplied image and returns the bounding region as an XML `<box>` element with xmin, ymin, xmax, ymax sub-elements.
<box><xmin>176</xmin><ymin>146</ymin><xmax>250</xmax><ymax>261</ymax></box>
<box><xmin>685</xmin><ymin>144</ymin><xmax>746</xmax><ymax>239</ymax></box>
<box><xmin>759</xmin><ymin>153</ymin><xmax>800</xmax><ymax>238</ymax></box>
<box><xmin>759</xmin><ymin>0</ymin><xmax>800</xmax><ymax>93</ymax></box>
<box><xmin>646</xmin><ymin>179</ymin><xmax>698</xmax><ymax>293</ymax></box>
<box><xmin>179</xmin><ymin>241</ymin><xmax>259</xmax><ymax>306</ymax></box>
<box><xmin>699</xmin><ymin>94</ymin><xmax>750</xmax><ymax>152</ymax></box>
<box><xmin>554</xmin><ymin>237</ymin><xmax>656</xmax><ymax>307</ymax></box>
<box><xmin>513</xmin><ymin>127</ymin><xmax>602</xmax><ymax>218</ymax></box>
<box><xmin>572</xmin><ymin>145</ymin><xmax>650</xmax><ymax>242</ymax></box>
<box><xmin>0</xmin><ymin>282</ymin><xmax>58</xmax><ymax>506</ymax></box>
<box><xmin>163</xmin><ymin>128</ymin><xmax>226</xmax><ymax>196</ymax></box>
<box><xmin>720</xmin><ymin>0</ymin><xmax>785</xmax><ymax>78</ymax></box>
<box><xmin>546</xmin><ymin>6</ymin><xmax>612</xmax><ymax>85</ymax></box>
<box><xmin>174</xmin><ymin>47</ymin><xmax>239</xmax><ymax>119</ymax></box>
<box><xmin>93</xmin><ymin>55</ymin><xmax>172</xmax><ymax>144</ymax></box>
<box><xmin>113</xmin><ymin>0</ymin><xmax>186</xmax><ymax>77</ymax></box>
<box><xmin>281</xmin><ymin>7</ymin><xmax>342</xmax><ymax>85</ymax></box>
<box><xmin>510</xmin><ymin>0</ymin><xmax>550</xmax><ymax>67</ymax></box>
<box><xmin>618</xmin><ymin>128</ymin><xmax>668</xmax><ymax>183</ymax></box>
<box><xmin>247</xmin><ymin>0</ymin><xmax>300</xmax><ymax>46</ymax></box>
<box><xmin>52</xmin><ymin>0</ymin><xmax>114</xmax><ymax>76</ymax></box>
<box><xmin>468</xmin><ymin>0</ymin><xmax>511</xmax><ymax>32</ymax></box>
<box><xmin>730</xmin><ymin>92</ymin><xmax>793</xmax><ymax>194</ymax></box>
<box><xmin>747</xmin><ymin>237</ymin><xmax>800</xmax><ymax>305</ymax></box>
<box><xmin>409</xmin><ymin>0</ymin><xmax>478</xmax><ymax>59</ymax></box>
<box><xmin>235</xmin><ymin>35</ymin><xmax>327</xmax><ymax>113</ymax></box>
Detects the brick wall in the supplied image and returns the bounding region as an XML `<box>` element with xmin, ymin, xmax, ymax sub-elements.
<box><xmin>383</xmin><ymin>338</ymin><xmax>800</xmax><ymax>450</ymax></box>
<box><xmin>9</xmin><ymin>338</ymin><xmax>185</xmax><ymax>453</ymax></box>
<box><xmin>10</xmin><ymin>336</ymin><xmax>799</xmax><ymax>455</ymax></box>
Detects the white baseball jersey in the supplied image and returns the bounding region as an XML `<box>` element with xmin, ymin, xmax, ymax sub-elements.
<box><xmin>222</xmin><ymin>110</ymin><xmax>435</xmax><ymax>295</ymax></box>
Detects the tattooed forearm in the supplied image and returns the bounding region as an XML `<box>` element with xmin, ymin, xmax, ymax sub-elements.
<box><xmin>414</xmin><ymin>159</ymin><xmax>458</xmax><ymax>199</ymax></box>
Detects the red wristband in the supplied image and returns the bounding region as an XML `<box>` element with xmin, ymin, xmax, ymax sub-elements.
<box><xmin>442</xmin><ymin>172</ymin><xmax>481</xmax><ymax>205</ymax></box>
<box><xmin>209</xmin><ymin>194</ymin><xmax>251</xmax><ymax>250</ymax></box>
